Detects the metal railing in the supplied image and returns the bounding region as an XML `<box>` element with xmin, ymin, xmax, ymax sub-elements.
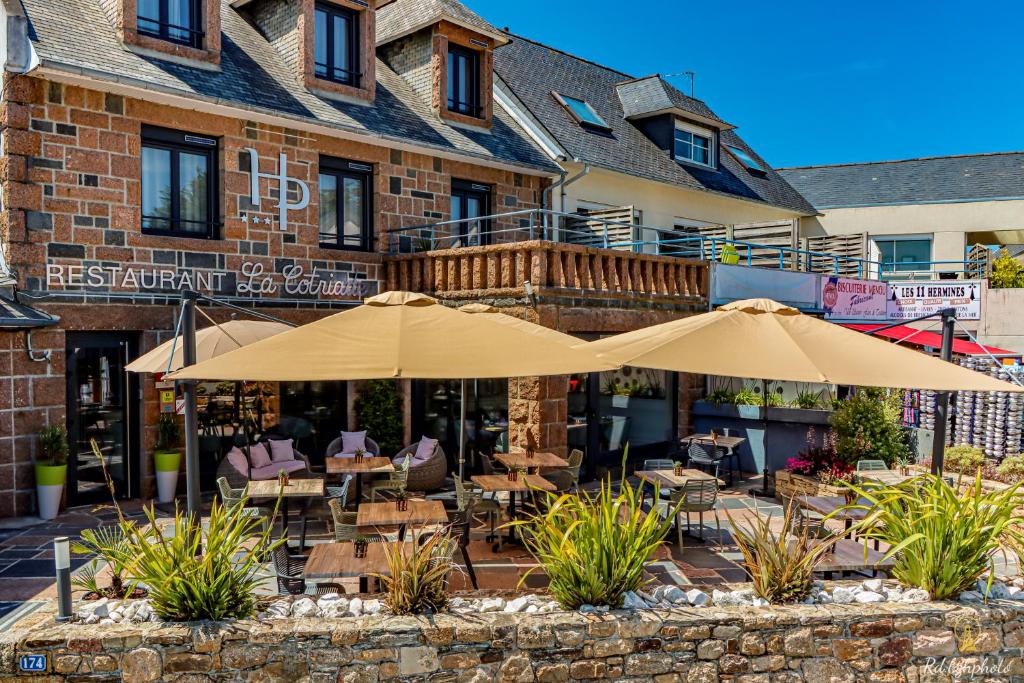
<box><xmin>386</xmin><ymin>209</ymin><xmax>981</xmax><ymax>280</ymax></box>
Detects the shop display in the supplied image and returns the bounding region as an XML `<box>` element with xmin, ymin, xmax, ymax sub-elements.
<box><xmin>948</xmin><ymin>358</ymin><xmax>1024</xmax><ymax>460</ymax></box>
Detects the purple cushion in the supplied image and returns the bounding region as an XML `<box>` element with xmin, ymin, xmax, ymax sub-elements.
<box><xmin>268</xmin><ymin>439</ymin><xmax>295</xmax><ymax>464</ymax></box>
<box><xmin>227</xmin><ymin>448</ymin><xmax>249</xmax><ymax>476</ymax></box>
<box><xmin>250</xmin><ymin>459</ymin><xmax>307</xmax><ymax>480</ymax></box>
<box><xmin>341</xmin><ymin>431</ymin><xmax>367</xmax><ymax>453</ymax></box>
<box><xmin>248</xmin><ymin>443</ymin><xmax>272</xmax><ymax>469</ymax></box>
<box><xmin>413</xmin><ymin>437</ymin><xmax>438</xmax><ymax>464</ymax></box>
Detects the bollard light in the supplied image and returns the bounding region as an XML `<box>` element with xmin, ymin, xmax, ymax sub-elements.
<box><xmin>54</xmin><ymin>536</ymin><xmax>72</xmax><ymax>622</ymax></box>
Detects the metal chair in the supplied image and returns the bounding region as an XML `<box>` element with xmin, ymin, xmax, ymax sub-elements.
<box><xmin>327</xmin><ymin>498</ymin><xmax>390</xmax><ymax>543</ymax></box>
<box><xmin>454</xmin><ymin>475</ymin><xmax>499</xmax><ymax>542</ymax></box>
<box><xmin>480</xmin><ymin>453</ymin><xmax>506</xmax><ymax>475</ymax></box>
<box><xmin>215</xmin><ymin>476</ymin><xmax>265</xmax><ymax>523</ymax></box>
<box><xmin>855</xmin><ymin>459</ymin><xmax>888</xmax><ymax>472</ymax></box>
<box><xmin>685</xmin><ymin>442</ymin><xmax>723</xmax><ymax>481</ymax></box>
<box><xmin>448</xmin><ymin>503</ymin><xmax>479</xmax><ymax>589</ymax></box>
<box><xmin>368</xmin><ymin>455</ymin><xmax>411</xmax><ymax>501</ymax></box>
<box><xmin>326</xmin><ymin>475</ymin><xmax>352</xmax><ymax>508</ymax></box>
<box><xmin>549</xmin><ymin>449</ymin><xmax>584</xmax><ymax>492</ymax></box>
<box><xmin>643</xmin><ymin>459</ymin><xmax>676</xmax><ymax>471</ymax></box>
<box><xmin>672</xmin><ymin>480</ymin><xmax>723</xmax><ymax>548</ymax></box>
<box><xmin>271</xmin><ymin>544</ymin><xmax>310</xmax><ymax>595</ymax></box>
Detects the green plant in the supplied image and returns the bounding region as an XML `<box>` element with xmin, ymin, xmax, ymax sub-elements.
<box><xmin>726</xmin><ymin>503</ymin><xmax>835</xmax><ymax>603</ymax></box>
<box><xmin>839</xmin><ymin>472</ymin><xmax>1024</xmax><ymax>600</ymax></box>
<box><xmin>996</xmin><ymin>455</ymin><xmax>1024</xmax><ymax>483</ymax></box>
<box><xmin>155</xmin><ymin>414</ymin><xmax>180</xmax><ymax>452</ymax></box>
<box><xmin>990</xmin><ymin>249</ymin><xmax>1024</xmax><ymax>289</ymax></box>
<box><xmin>706</xmin><ymin>388</ymin><xmax>736</xmax><ymax>406</ymax></box>
<box><xmin>374</xmin><ymin>530</ymin><xmax>457</xmax><ymax>615</ymax></box>
<box><xmin>829</xmin><ymin>388</ymin><xmax>910</xmax><ymax>467</ymax></box>
<box><xmin>944</xmin><ymin>445</ymin><xmax>986</xmax><ymax>474</ymax></box>
<box><xmin>354</xmin><ymin>379</ymin><xmax>403</xmax><ymax>456</ymax></box>
<box><xmin>733</xmin><ymin>388</ymin><xmax>762</xmax><ymax>406</ymax></box>
<box><xmin>37</xmin><ymin>424</ymin><xmax>68</xmax><ymax>466</ymax></box>
<box><xmin>791</xmin><ymin>389</ymin><xmax>828</xmax><ymax>410</ymax></box>
<box><xmin>511</xmin><ymin>447</ymin><xmax>680</xmax><ymax>609</ymax></box>
<box><xmin>72</xmin><ymin>525</ymin><xmax>139</xmax><ymax>599</ymax></box>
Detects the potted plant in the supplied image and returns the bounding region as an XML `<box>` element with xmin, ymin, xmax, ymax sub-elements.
<box><xmin>895</xmin><ymin>454</ymin><xmax>912</xmax><ymax>477</ymax></box>
<box><xmin>35</xmin><ymin>424</ymin><xmax>68</xmax><ymax>520</ymax></box>
<box><xmin>278</xmin><ymin>468</ymin><xmax>290</xmax><ymax>487</ymax></box>
<box><xmin>153</xmin><ymin>414</ymin><xmax>181</xmax><ymax>504</ymax></box>
<box><xmin>395</xmin><ymin>491</ymin><xmax>409</xmax><ymax>512</ymax></box>
<box><xmin>353</xmin><ymin>535</ymin><xmax>369</xmax><ymax>558</ymax></box>
<box><xmin>508</xmin><ymin>466</ymin><xmax>525</xmax><ymax>482</ymax></box>
<box><xmin>673</xmin><ymin>461</ymin><xmax>685</xmax><ymax>477</ymax></box>
<box><xmin>353</xmin><ymin>448</ymin><xmax>366</xmax><ymax>464</ymax></box>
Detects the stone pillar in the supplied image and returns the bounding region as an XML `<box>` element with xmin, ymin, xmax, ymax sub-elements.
<box><xmin>676</xmin><ymin>372</ymin><xmax>704</xmax><ymax>439</ymax></box>
<box><xmin>508</xmin><ymin>375</ymin><xmax>567</xmax><ymax>457</ymax></box>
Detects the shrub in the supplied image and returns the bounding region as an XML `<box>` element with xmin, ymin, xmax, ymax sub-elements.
<box><xmin>726</xmin><ymin>503</ymin><xmax>834</xmax><ymax>603</ymax></box>
<box><xmin>375</xmin><ymin>530</ymin><xmax>457</xmax><ymax>615</ymax></box>
<box><xmin>37</xmin><ymin>424</ymin><xmax>68</xmax><ymax>466</ymax></box>
<box><xmin>513</xmin><ymin>448</ymin><xmax>680</xmax><ymax>609</ymax></box>
<box><xmin>829</xmin><ymin>388</ymin><xmax>910</xmax><ymax>467</ymax></box>
<box><xmin>72</xmin><ymin>525</ymin><xmax>139</xmax><ymax>599</ymax></box>
<box><xmin>840</xmin><ymin>473</ymin><xmax>1024</xmax><ymax>600</ymax></box>
<box><xmin>996</xmin><ymin>455</ymin><xmax>1024</xmax><ymax>484</ymax></box>
<box><xmin>155</xmin><ymin>414</ymin><xmax>180</xmax><ymax>452</ymax></box>
<box><xmin>354</xmin><ymin>379</ymin><xmax>404</xmax><ymax>456</ymax></box>
<box><xmin>944</xmin><ymin>445</ymin><xmax>986</xmax><ymax>474</ymax></box>
<box><xmin>991</xmin><ymin>249</ymin><xmax>1024</xmax><ymax>289</ymax></box>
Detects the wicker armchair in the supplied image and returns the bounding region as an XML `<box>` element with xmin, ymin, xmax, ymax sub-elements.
<box><xmin>325</xmin><ymin>436</ymin><xmax>381</xmax><ymax>458</ymax></box>
<box><xmin>394</xmin><ymin>442</ymin><xmax>448</xmax><ymax>492</ymax></box>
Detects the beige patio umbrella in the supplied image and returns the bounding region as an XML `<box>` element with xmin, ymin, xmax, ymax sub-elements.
<box><xmin>169</xmin><ymin>292</ymin><xmax>616</xmax><ymax>477</ymax></box>
<box><xmin>127</xmin><ymin>319</ymin><xmax>293</xmax><ymax>374</ymax></box>
<box><xmin>585</xmin><ymin>298</ymin><xmax>1022</xmax><ymax>393</ymax></box>
<box><xmin>458</xmin><ymin>303</ymin><xmax>584</xmax><ymax>345</ymax></box>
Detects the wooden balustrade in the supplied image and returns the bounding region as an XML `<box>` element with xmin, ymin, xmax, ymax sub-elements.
<box><xmin>384</xmin><ymin>240</ymin><xmax>708</xmax><ymax>304</ymax></box>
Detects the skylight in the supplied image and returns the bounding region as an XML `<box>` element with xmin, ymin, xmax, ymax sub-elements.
<box><xmin>553</xmin><ymin>92</ymin><xmax>611</xmax><ymax>130</ymax></box>
<box><xmin>726</xmin><ymin>145</ymin><xmax>765</xmax><ymax>173</ymax></box>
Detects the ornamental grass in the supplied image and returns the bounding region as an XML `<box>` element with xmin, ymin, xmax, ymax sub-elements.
<box><xmin>374</xmin><ymin>529</ymin><xmax>457</xmax><ymax>615</ymax></box>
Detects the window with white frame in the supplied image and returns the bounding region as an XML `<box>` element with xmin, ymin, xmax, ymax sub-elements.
<box><xmin>872</xmin><ymin>236</ymin><xmax>933</xmax><ymax>274</ymax></box>
<box><xmin>673</xmin><ymin>120</ymin><xmax>714</xmax><ymax>168</ymax></box>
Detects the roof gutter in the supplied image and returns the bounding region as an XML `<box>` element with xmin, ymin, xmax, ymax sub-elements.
<box><xmin>33</xmin><ymin>64</ymin><xmax>561</xmax><ymax>179</ymax></box>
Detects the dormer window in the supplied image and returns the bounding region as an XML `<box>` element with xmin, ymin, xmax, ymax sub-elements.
<box><xmin>447</xmin><ymin>45</ymin><xmax>481</xmax><ymax>117</ymax></box>
<box><xmin>674</xmin><ymin>120</ymin><xmax>715</xmax><ymax>168</ymax></box>
<box><xmin>314</xmin><ymin>3</ymin><xmax>359</xmax><ymax>87</ymax></box>
<box><xmin>137</xmin><ymin>0</ymin><xmax>201</xmax><ymax>48</ymax></box>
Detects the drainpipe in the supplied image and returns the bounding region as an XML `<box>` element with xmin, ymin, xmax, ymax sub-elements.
<box><xmin>541</xmin><ymin>161</ymin><xmax>590</xmax><ymax>240</ymax></box>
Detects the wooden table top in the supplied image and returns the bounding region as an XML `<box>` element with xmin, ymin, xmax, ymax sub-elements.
<box><xmin>246</xmin><ymin>477</ymin><xmax>324</xmax><ymax>499</ymax></box>
<box><xmin>471</xmin><ymin>474</ymin><xmax>557</xmax><ymax>493</ymax></box>
<box><xmin>796</xmin><ymin>495</ymin><xmax>869</xmax><ymax>521</ymax></box>
<box><xmin>304</xmin><ymin>541</ymin><xmax>410</xmax><ymax>579</ymax></box>
<box><xmin>325</xmin><ymin>456</ymin><xmax>395</xmax><ymax>475</ymax></box>
<box><xmin>356</xmin><ymin>500</ymin><xmax>448</xmax><ymax>528</ymax></box>
<box><xmin>857</xmin><ymin>470</ymin><xmax>915</xmax><ymax>485</ymax></box>
<box><xmin>636</xmin><ymin>469</ymin><xmax>722</xmax><ymax>489</ymax></box>
<box><xmin>683</xmin><ymin>434</ymin><xmax>746</xmax><ymax>450</ymax></box>
<box><xmin>805</xmin><ymin>538</ymin><xmax>896</xmax><ymax>574</ymax></box>
<box><xmin>495</xmin><ymin>451</ymin><xmax>568</xmax><ymax>469</ymax></box>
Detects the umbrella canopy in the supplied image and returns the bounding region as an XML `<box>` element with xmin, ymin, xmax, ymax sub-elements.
<box><xmin>168</xmin><ymin>291</ymin><xmax>616</xmax><ymax>381</ymax></box>
<box><xmin>457</xmin><ymin>303</ymin><xmax>584</xmax><ymax>345</ymax></box>
<box><xmin>586</xmin><ymin>298</ymin><xmax>1023</xmax><ymax>393</ymax></box>
<box><xmin>126</xmin><ymin>319</ymin><xmax>292</xmax><ymax>374</ymax></box>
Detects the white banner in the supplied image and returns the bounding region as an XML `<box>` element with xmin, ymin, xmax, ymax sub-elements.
<box><xmin>711</xmin><ymin>263</ymin><xmax>819</xmax><ymax>310</ymax></box>
<box><xmin>820</xmin><ymin>276</ymin><xmax>887</xmax><ymax>320</ymax></box>
<box><xmin>886</xmin><ymin>280</ymin><xmax>982</xmax><ymax>321</ymax></box>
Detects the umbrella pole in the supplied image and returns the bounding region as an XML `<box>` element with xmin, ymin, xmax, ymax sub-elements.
<box><xmin>180</xmin><ymin>291</ymin><xmax>201</xmax><ymax>538</ymax></box>
<box><xmin>458</xmin><ymin>379</ymin><xmax>467</xmax><ymax>480</ymax></box>
<box><xmin>931</xmin><ymin>309</ymin><xmax>956</xmax><ymax>476</ymax></box>
<box><xmin>750</xmin><ymin>378</ymin><xmax>772</xmax><ymax>498</ymax></box>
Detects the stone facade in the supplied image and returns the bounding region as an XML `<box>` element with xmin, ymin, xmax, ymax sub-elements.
<box><xmin>5</xmin><ymin>600</ymin><xmax>1024</xmax><ymax>681</ymax></box>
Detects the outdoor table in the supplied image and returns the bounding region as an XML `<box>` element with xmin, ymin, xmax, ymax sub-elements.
<box><xmin>326</xmin><ymin>456</ymin><xmax>395</xmax><ymax>505</ymax></box>
<box><xmin>797</xmin><ymin>538</ymin><xmax>896</xmax><ymax>580</ymax></box>
<box><xmin>857</xmin><ymin>470</ymin><xmax>915</xmax><ymax>486</ymax></box>
<box><xmin>495</xmin><ymin>451</ymin><xmax>568</xmax><ymax>472</ymax></box>
<box><xmin>304</xmin><ymin>541</ymin><xmax>412</xmax><ymax>593</ymax></box>
<box><xmin>356</xmin><ymin>500</ymin><xmax>448</xmax><ymax>540</ymax></box>
<box><xmin>682</xmin><ymin>433</ymin><xmax>746</xmax><ymax>485</ymax></box>
<box><xmin>246</xmin><ymin>477</ymin><xmax>324</xmax><ymax>551</ymax></box>
<box><xmin>471</xmin><ymin>474</ymin><xmax>557</xmax><ymax>550</ymax></box>
<box><xmin>636</xmin><ymin>468</ymin><xmax>722</xmax><ymax>490</ymax></box>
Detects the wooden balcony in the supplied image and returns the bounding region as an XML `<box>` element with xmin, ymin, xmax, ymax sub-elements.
<box><xmin>384</xmin><ymin>240</ymin><xmax>708</xmax><ymax>308</ymax></box>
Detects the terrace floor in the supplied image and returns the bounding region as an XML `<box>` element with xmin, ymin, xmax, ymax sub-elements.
<box><xmin>0</xmin><ymin>474</ymin><xmax>1017</xmax><ymax>627</ymax></box>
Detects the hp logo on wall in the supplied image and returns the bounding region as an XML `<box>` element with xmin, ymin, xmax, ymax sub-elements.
<box><xmin>245</xmin><ymin>148</ymin><xmax>310</xmax><ymax>232</ymax></box>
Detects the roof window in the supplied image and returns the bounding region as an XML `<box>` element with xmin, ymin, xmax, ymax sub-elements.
<box><xmin>553</xmin><ymin>92</ymin><xmax>611</xmax><ymax>131</ymax></box>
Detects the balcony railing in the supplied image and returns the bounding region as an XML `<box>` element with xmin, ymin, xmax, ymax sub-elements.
<box><xmin>385</xmin><ymin>240</ymin><xmax>708</xmax><ymax>303</ymax></box>
<box><xmin>387</xmin><ymin>209</ymin><xmax>984</xmax><ymax>281</ymax></box>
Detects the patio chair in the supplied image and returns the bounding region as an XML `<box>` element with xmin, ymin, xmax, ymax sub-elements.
<box><xmin>326</xmin><ymin>475</ymin><xmax>352</xmax><ymax>508</ymax></box>
<box><xmin>543</xmin><ymin>449</ymin><xmax>584</xmax><ymax>492</ymax></box>
<box><xmin>480</xmin><ymin>454</ymin><xmax>507</xmax><ymax>475</ymax></box>
<box><xmin>394</xmin><ymin>441</ymin><xmax>448</xmax><ymax>492</ymax></box>
<box><xmin>448</xmin><ymin>502</ymin><xmax>479</xmax><ymax>589</ymax></box>
<box><xmin>271</xmin><ymin>544</ymin><xmax>340</xmax><ymax>596</ymax></box>
<box><xmin>642</xmin><ymin>459</ymin><xmax>676</xmax><ymax>500</ymax></box>
<box><xmin>325</xmin><ymin>436</ymin><xmax>381</xmax><ymax>458</ymax></box>
<box><xmin>327</xmin><ymin>498</ymin><xmax>393</xmax><ymax>543</ymax></box>
<box><xmin>671</xmin><ymin>479</ymin><xmax>723</xmax><ymax>549</ymax></box>
<box><xmin>368</xmin><ymin>455</ymin><xmax>411</xmax><ymax>501</ymax></box>
<box><xmin>542</xmin><ymin>469</ymin><xmax>575</xmax><ymax>494</ymax></box>
<box><xmin>685</xmin><ymin>442</ymin><xmax>723</xmax><ymax>481</ymax></box>
<box><xmin>454</xmin><ymin>475</ymin><xmax>499</xmax><ymax>542</ymax></box>
<box><xmin>855</xmin><ymin>459</ymin><xmax>888</xmax><ymax>472</ymax></box>
<box><xmin>215</xmin><ymin>476</ymin><xmax>265</xmax><ymax>523</ymax></box>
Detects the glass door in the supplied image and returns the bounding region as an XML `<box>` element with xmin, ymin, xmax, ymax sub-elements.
<box><xmin>66</xmin><ymin>333</ymin><xmax>139</xmax><ymax>505</ymax></box>
<box><xmin>451</xmin><ymin>180</ymin><xmax>491</xmax><ymax>247</ymax></box>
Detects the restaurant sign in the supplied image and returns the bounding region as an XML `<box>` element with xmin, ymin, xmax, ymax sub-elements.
<box><xmin>820</xmin><ymin>276</ymin><xmax>887</xmax><ymax>320</ymax></box>
<box><xmin>45</xmin><ymin>262</ymin><xmax>376</xmax><ymax>300</ymax></box>
<box><xmin>886</xmin><ymin>280</ymin><xmax>982</xmax><ymax>321</ymax></box>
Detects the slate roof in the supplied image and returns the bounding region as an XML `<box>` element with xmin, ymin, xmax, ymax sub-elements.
<box><xmin>20</xmin><ymin>0</ymin><xmax>556</xmax><ymax>173</ymax></box>
<box><xmin>779</xmin><ymin>153</ymin><xmax>1024</xmax><ymax>209</ymax></box>
<box><xmin>616</xmin><ymin>76</ymin><xmax>728</xmax><ymax>128</ymax></box>
<box><xmin>376</xmin><ymin>0</ymin><xmax>505</xmax><ymax>45</ymax></box>
<box><xmin>493</xmin><ymin>34</ymin><xmax>816</xmax><ymax>216</ymax></box>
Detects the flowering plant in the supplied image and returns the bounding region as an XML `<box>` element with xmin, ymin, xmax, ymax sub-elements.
<box><xmin>784</xmin><ymin>458</ymin><xmax>816</xmax><ymax>476</ymax></box>
<box><xmin>784</xmin><ymin>427</ymin><xmax>849</xmax><ymax>484</ymax></box>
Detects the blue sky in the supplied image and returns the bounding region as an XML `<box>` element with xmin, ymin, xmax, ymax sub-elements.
<box><xmin>470</xmin><ymin>0</ymin><xmax>1024</xmax><ymax>168</ymax></box>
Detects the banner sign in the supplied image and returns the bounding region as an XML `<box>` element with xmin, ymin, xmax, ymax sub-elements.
<box><xmin>711</xmin><ymin>263</ymin><xmax>819</xmax><ymax>310</ymax></box>
<box><xmin>820</xmin><ymin>276</ymin><xmax>887</xmax><ymax>320</ymax></box>
<box><xmin>886</xmin><ymin>280</ymin><xmax>982</xmax><ymax>321</ymax></box>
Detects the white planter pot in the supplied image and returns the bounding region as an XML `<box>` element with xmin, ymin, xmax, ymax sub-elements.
<box><xmin>156</xmin><ymin>470</ymin><xmax>178</xmax><ymax>504</ymax></box>
<box><xmin>37</xmin><ymin>483</ymin><xmax>64</xmax><ymax>520</ymax></box>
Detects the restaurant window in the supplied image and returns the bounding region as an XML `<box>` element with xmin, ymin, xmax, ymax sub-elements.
<box><xmin>137</xmin><ymin>0</ymin><xmax>202</xmax><ymax>47</ymax></box>
<box><xmin>277</xmin><ymin>381</ymin><xmax>348</xmax><ymax>466</ymax></box>
<box><xmin>413</xmin><ymin>379</ymin><xmax>508</xmax><ymax>470</ymax></box>
<box><xmin>599</xmin><ymin>367</ymin><xmax>675</xmax><ymax>450</ymax></box>
<box><xmin>673</xmin><ymin>120</ymin><xmax>714</xmax><ymax>168</ymax></box>
<box><xmin>447</xmin><ymin>44</ymin><xmax>481</xmax><ymax>117</ymax></box>
<box><xmin>141</xmin><ymin>126</ymin><xmax>218</xmax><ymax>239</ymax></box>
<box><xmin>874</xmin><ymin>237</ymin><xmax>932</xmax><ymax>274</ymax></box>
<box><xmin>319</xmin><ymin>157</ymin><xmax>372</xmax><ymax>250</ymax></box>
<box><xmin>451</xmin><ymin>180</ymin><xmax>491</xmax><ymax>247</ymax></box>
<box><xmin>314</xmin><ymin>3</ymin><xmax>359</xmax><ymax>86</ymax></box>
